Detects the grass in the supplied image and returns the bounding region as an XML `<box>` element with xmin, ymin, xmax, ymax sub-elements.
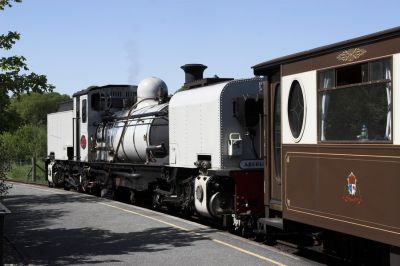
<box><xmin>6</xmin><ymin>160</ymin><xmax>48</xmax><ymax>185</ymax></box>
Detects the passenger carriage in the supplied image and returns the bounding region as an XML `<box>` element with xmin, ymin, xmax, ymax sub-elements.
<box><xmin>253</xmin><ymin>26</ymin><xmax>400</xmax><ymax>263</ymax></box>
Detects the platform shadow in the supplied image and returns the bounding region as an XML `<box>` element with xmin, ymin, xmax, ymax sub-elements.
<box><xmin>3</xmin><ymin>191</ymin><xmax>211</xmax><ymax>265</ymax></box>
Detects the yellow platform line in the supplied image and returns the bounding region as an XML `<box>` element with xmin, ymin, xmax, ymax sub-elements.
<box><xmin>10</xmin><ymin>182</ymin><xmax>60</xmax><ymax>194</ymax></box>
<box><xmin>99</xmin><ymin>202</ymin><xmax>286</xmax><ymax>266</ymax></box>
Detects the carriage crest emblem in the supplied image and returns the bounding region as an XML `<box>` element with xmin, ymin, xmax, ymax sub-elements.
<box><xmin>342</xmin><ymin>172</ymin><xmax>362</xmax><ymax>204</ymax></box>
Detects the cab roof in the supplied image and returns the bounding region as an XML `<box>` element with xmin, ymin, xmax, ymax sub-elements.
<box><xmin>72</xmin><ymin>84</ymin><xmax>137</xmax><ymax>97</ymax></box>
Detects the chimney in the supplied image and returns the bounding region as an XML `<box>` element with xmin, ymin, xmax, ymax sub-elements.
<box><xmin>181</xmin><ymin>64</ymin><xmax>207</xmax><ymax>84</ymax></box>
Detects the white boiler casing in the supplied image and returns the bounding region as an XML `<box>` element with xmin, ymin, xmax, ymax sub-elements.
<box><xmin>103</xmin><ymin>103</ymin><xmax>169</xmax><ymax>164</ymax></box>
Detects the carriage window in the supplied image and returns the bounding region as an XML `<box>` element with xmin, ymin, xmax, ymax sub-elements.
<box><xmin>288</xmin><ymin>80</ymin><xmax>304</xmax><ymax>139</ymax></box>
<box><xmin>336</xmin><ymin>63</ymin><xmax>368</xmax><ymax>86</ymax></box>
<box><xmin>319</xmin><ymin>58</ymin><xmax>392</xmax><ymax>142</ymax></box>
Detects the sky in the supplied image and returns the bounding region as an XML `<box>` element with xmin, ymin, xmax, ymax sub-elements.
<box><xmin>1</xmin><ymin>0</ymin><xmax>399</xmax><ymax>96</ymax></box>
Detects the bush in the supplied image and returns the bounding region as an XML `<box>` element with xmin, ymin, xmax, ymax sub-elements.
<box><xmin>8</xmin><ymin>92</ymin><xmax>70</xmax><ymax>127</ymax></box>
<box><xmin>0</xmin><ymin>139</ymin><xmax>12</xmax><ymax>196</ymax></box>
<box><xmin>0</xmin><ymin>124</ymin><xmax>46</xmax><ymax>161</ymax></box>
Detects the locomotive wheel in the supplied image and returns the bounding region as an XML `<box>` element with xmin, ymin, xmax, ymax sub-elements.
<box><xmin>166</xmin><ymin>205</ymin><xmax>179</xmax><ymax>214</ymax></box>
<box><xmin>101</xmin><ymin>188</ymin><xmax>114</xmax><ymax>199</ymax></box>
<box><xmin>241</xmin><ymin>226</ymin><xmax>248</xmax><ymax>237</ymax></box>
<box><xmin>79</xmin><ymin>177</ymin><xmax>89</xmax><ymax>193</ymax></box>
<box><xmin>77</xmin><ymin>185</ymin><xmax>84</xmax><ymax>193</ymax></box>
<box><xmin>152</xmin><ymin>193</ymin><xmax>162</xmax><ymax>210</ymax></box>
<box><xmin>53</xmin><ymin>170</ymin><xmax>63</xmax><ymax>187</ymax></box>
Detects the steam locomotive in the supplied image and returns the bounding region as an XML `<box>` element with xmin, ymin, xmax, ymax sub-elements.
<box><xmin>47</xmin><ymin>27</ymin><xmax>400</xmax><ymax>264</ymax></box>
<box><xmin>47</xmin><ymin>64</ymin><xmax>265</xmax><ymax>223</ymax></box>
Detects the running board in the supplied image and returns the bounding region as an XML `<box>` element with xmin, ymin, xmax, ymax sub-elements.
<box><xmin>256</xmin><ymin>218</ymin><xmax>283</xmax><ymax>234</ymax></box>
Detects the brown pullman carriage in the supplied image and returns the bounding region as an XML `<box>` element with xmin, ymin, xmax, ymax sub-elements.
<box><xmin>253</xmin><ymin>27</ymin><xmax>400</xmax><ymax>255</ymax></box>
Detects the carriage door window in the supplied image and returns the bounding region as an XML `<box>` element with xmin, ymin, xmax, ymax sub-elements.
<box><xmin>82</xmin><ymin>99</ymin><xmax>87</xmax><ymax>123</ymax></box>
<box><xmin>270</xmin><ymin>81</ymin><xmax>282</xmax><ymax>203</ymax></box>
<box><xmin>273</xmin><ymin>84</ymin><xmax>281</xmax><ymax>179</ymax></box>
<box><xmin>318</xmin><ymin>57</ymin><xmax>392</xmax><ymax>142</ymax></box>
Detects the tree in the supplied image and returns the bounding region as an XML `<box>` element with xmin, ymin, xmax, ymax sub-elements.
<box><xmin>8</xmin><ymin>92</ymin><xmax>70</xmax><ymax>127</ymax></box>
<box><xmin>0</xmin><ymin>139</ymin><xmax>12</xmax><ymax>196</ymax></box>
<box><xmin>0</xmin><ymin>32</ymin><xmax>54</xmax><ymax>97</ymax></box>
<box><xmin>0</xmin><ymin>88</ymin><xmax>15</xmax><ymax>132</ymax></box>
<box><xmin>0</xmin><ymin>0</ymin><xmax>54</xmax><ymax>131</ymax></box>
<box><xmin>0</xmin><ymin>125</ymin><xmax>47</xmax><ymax>161</ymax></box>
<box><xmin>0</xmin><ymin>0</ymin><xmax>54</xmax><ymax>193</ymax></box>
<box><xmin>0</xmin><ymin>0</ymin><xmax>21</xmax><ymax>10</ymax></box>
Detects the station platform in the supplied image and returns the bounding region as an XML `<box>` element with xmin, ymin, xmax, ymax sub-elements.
<box><xmin>3</xmin><ymin>183</ymin><xmax>320</xmax><ymax>265</ymax></box>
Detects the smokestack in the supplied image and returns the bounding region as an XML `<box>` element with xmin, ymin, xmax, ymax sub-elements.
<box><xmin>181</xmin><ymin>64</ymin><xmax>207</xmax><ymax>84</ymax></box>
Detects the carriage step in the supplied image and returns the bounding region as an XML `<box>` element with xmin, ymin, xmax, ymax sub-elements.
<box><xmin>256</xmin><ymin>217</ymin><xmax>283</xmax><ymax>234</ymax></box>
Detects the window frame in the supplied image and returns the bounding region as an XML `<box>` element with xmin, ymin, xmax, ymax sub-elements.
<box><xmin>317</xmin><ymin>56</ymin><xmax>393</xmax><ymax>144</ymax></box>
<box><xmin>287</xmin><ymin>79</ymin><xmax>306</xmax><ymax>142</ymax></box>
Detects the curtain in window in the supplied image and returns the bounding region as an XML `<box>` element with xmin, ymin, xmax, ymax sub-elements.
<box><xmin>320</xmin><ymin>73</ymin><xmax>333</xmax><ymax>141</ymax></box>
<box><xmin>385</xmin><ymin>62</ymin><xmax>392</xmax><ymax>140</ymax></box>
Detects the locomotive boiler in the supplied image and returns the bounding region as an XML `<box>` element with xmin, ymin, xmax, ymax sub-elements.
<box><xmin>95</xmin><ymin>77</ymin><xmax>169</xmax><ymax>165</ymax></box>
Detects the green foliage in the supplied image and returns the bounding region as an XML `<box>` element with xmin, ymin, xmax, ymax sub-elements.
<box><xmin>6</xmin><ymin>163</ymin><xmax>29</xmax><ymax>180</ymax></box>
<box><xmin>0</xmin><ymin>88</ymin><xmax>11</xmax><ymax>132</ymax></box>
<box><xmin>6</xmin><ymin>161</ymin><xmax>47</xmax><ymax>185</ymax></box>
<box><xmin>0</xmin><ymin>0</ymin><xmax>21</xmax><ymax>11</ymax></box>
<box><xmin>0</xmin><ymin>139</ymin><xmax>10</xmax><ymax>180</ymax></box>
<box><xmin>0</xmin><ymin>124</ymin><xmax>47</xmax><ymax>161</ymax></box>
<box><xmin>0</xmin><ymin>139</ymin><xmax>12</xmax><ymax>196</ymax></box>
<box><xmin>0</xmin><ymin>89</ymin><xmax>22</xmax><ymax>132</ymax></box>
<box><xmin>0</xmin><ymin>0</ymin><xmax>23</xmax><ymax>193</ymax></box>
<box><xmin>8</xmin><ymin>92</ymin><xmax>70</xmax><ymax>127</ymax></box>
<box><xmin>0</xmin><ymin>31</ymin><xmax>20</xmax><ymax>50</ymax></box>
<box><xmin>0</xmin><ymin>0</ymin><xmax>55</xmax><ymax>193</ymax></box>
<box><xmin>0</xmin><ymin>30</ymin><xmax>54</xmax><ymax>97</ymax></box>
<box><xmin>0</xmin><ymin>0</ymin><xmax>55</xmax><ymax>130</ymax></box>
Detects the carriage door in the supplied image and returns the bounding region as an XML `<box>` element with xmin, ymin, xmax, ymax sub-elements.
<box><xmin>269</xmin><ymin>82</ymin><xmax>282</xmax><ymax>210</ymax></box>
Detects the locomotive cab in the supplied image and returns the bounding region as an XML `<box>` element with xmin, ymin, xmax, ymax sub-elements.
<box><xmin>71</xmin><ymin>85</ymin><xmax>138</xmax><ymax>162</ymax></box>
<box><xmin>47</xmin><ymin>84</ymin><xmax>138</xmax><ymax>188</ymax></box>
